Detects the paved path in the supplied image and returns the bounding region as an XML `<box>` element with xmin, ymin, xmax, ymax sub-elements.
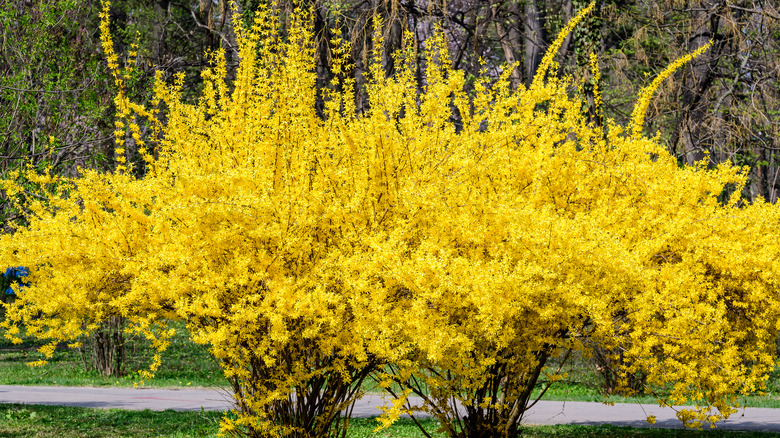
<box><xmin>0</xmin><ymin>385</ymin><xmax>233</xmax><ymax>412</ymax></box>
<box><xmin>1</xmin><ymin>385</ymin><xmax>780</xmax><ymax>433</ymax></box>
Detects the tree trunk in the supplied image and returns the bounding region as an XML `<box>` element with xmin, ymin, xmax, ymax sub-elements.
<box><xmin>88</xmin><ymin>315</ymin><xmax>126</xmax><ymax>377</ymax></box>
<box><xmin>523</xmin><ymin>0</ymin><xmax>547</xmax><ymax>86</ymax></box>
<box><xmin>669</xmin><ymin>0</ymin><xmax>723</xmax><ymax>165</ymax></box>
<box><xmin>493</xmin><ymin>0</ymin><xmax>523</xmax><ymax>88</ymax></box>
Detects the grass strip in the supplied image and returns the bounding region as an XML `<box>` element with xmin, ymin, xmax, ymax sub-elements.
<box><xmin>1</xmin><ymin>404</ymin><xmax>779</xmax><ymax>437</ymax></box>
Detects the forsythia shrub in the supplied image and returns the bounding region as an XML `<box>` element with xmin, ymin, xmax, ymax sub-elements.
<box><xmin>2</xmin><ymin>2</ymin><xmax>780</xmax><ymax>438</ymax></box>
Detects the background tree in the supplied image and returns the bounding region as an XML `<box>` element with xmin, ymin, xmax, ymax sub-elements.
<box><xmin>0</xmin><ymin>0</ymin><xmax>112</xmax><ymax>227</ymax></box>
<box><xmin>591</xmin><ymin>0</ymin><xmax>780</xmax><ymax>198</ymax></box>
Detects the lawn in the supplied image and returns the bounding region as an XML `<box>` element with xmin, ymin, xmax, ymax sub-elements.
<box><xmin>1</xmin><ymin>404</ymin><xmax>779</xmax><ymax>438</ymax></box>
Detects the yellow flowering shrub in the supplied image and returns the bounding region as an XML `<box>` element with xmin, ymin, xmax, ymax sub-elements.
<box><xmin>0</xmin><ymin>169</ymin><xmax>174</xmax><ymax>373</ymax></box>
<box><xmin>2</xmin><ymin>2</ymin><xmax>780</xmax><ymax>438</ymax></box>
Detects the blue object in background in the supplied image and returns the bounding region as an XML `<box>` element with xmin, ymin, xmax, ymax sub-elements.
<box><xmin>4</xmin><ymin>266</ymin><xmax>29</xmax><ymax>295</ymax></box>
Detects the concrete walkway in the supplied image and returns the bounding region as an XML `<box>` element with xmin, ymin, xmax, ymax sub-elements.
<box><xmin>1</xmin><ymin>385</ymin><xmax>780</xmax><ymax>433</ymax></box>
<box><xmin>0</xmin><ymin>385</ymin><xmax>233</xmax><ymax>412</ymax></box>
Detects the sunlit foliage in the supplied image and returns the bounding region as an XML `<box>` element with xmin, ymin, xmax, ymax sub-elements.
<box><xmin>1</xmin><ymin>2</ymin><xmax>779</xmax><ymax>438</ymax></box>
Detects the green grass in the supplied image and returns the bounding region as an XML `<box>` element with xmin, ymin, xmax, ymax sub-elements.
<box><xmin>0</xmin><ymin>404</ymin><xmax>221</xmax><ymax>437</ymax></box>
<box><xmin>0</xmin><ymin>404</ymin><xmax>446</xmax><ymax>437</ymax></box>
<box><xmin>1</xmin><ymin>404</ymin><xmax>778</xmax><ymax>438</ymax></box>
